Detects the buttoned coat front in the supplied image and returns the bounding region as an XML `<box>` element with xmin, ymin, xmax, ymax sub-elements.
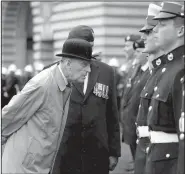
<box><xmin>57</xmin><ymin>60</ymin><xmax>121</xmax><ymax>174</ymax></box>
<box><xmin>2</xmin><ymin>64</ymin><xmax>71</xmax><ymax>174</ymax></box>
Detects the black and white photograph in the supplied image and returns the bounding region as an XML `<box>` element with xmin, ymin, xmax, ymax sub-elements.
<box><xmin>1</xmin><ymin>1</ymin><xmax>184</xmax><ymax>174</ymax></box>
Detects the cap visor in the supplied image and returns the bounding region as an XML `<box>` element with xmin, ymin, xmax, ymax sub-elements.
<box><xmin>55</xmin><ymin>53</ymin><xmax>91</xmax><ymax>61</ymax></box>
<box><xmin>139</xmin><ymin>25</ymin><xmax>154</xmax><ymax>32</ymax></box>
<box><xmin>153</xmin><ymin>12</ymin><xmax>177</xmax><ymax>20</ymax></box>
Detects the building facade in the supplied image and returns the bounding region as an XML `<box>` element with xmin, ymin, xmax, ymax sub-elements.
<box><xmin>2</xmin><ymin>1</ymin><xmax>151</xmax><ymax>69</ymax></box>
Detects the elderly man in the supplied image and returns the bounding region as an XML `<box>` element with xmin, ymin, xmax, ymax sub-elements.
<box><xmin>143</xmin><ymin>2</ymin><xmax>184</xmax><ymax>174</ymax></box>
<box><xmin>1</xmin><ymin>38</ymin><xmax>92</xmax><ymax>174</ymax></box>
<box><xmin>52</xmin><ymin>25</ymin><xmax>121</xmax><ymax>174</ymax></box>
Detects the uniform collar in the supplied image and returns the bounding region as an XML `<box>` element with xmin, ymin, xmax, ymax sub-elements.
<box><xmin>151</xmin><ymin>45</ymin><xmax>184</xmax><ymax>69</ymax></box>
<box><xmin>165</xmin><ymin>45</ymin><xmax>184</xmax><ymax>64</ymax></box>
<box><xmin>151</xmin><ymin>55</ymin><xmax>166</xmax><ymax>68</ymax></box>
<box><xmin>141</xmin><ymin>62</ymin><xmax>149</xmax><ymax>72</ymax></box>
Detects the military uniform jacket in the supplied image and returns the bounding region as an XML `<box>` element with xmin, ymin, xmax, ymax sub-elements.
<box><xmin>136</xmin><ymin>56</ymin><xmax>164</xmax><ymax>126</ymax></box>
<box><xmin>143</xmin><ymin>46</ymin><xmax>184</xmax><ymax>163</ymax></box>
<box><xmin>121</xmin><ymin>67</ymin><xmax>150</xmax><ymax>144</ymax></box>
<box><xmin>55</xmin><ymin>60</ymin><xmax>121</xmax><ymax>174</ymax></box>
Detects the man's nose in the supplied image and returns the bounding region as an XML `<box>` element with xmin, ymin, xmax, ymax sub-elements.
<box><xmin>141</xmin><ymin>33</ymin><xmax>146</xmax><ymax>40</ymax></box>
<box><xmin>153</xmin><ymin>25</ymin><xmax>158</xmax><ymax>33</ymax></box>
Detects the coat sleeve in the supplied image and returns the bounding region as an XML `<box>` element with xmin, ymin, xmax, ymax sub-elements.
<box><xmin>172</xmin><ymin>70</ymin><xmax>184</xmax><ymax>174</ymax></box>
<box><xmin>172</xmin><ymin>70</ymin><xmax>184</xmax><ymax>134</ymax></box>
<box><xmin>1</xmin><ymin>79</ymin><xmax>46</xmax><ymax>145</ymax></box>
<box><xmin>106</xmin><ymin>67</ymin><xmax>121</xmax><ymax>157</ymax></box>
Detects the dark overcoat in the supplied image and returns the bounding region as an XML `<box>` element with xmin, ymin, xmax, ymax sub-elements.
<box><xmin>52</xmin><ymin>60</ymin><xmax>121</xmax><ymax>174</ymax></box>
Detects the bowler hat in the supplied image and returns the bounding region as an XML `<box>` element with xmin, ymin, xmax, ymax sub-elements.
<box><xmin>140</xmin><ymin>3</ymin><xmax>161</xmax><ymax>32</ymax></box>
<box><xmin>153</xmin><ymin>2</ymin><xmax>184</xmax><ymax>20</ymax></box>
<box><xmin>56</xmin><ymin>39</ymin><xmax>92</xmax><ymax>61</ymax></box>
<box><xmin>68</xmin><ymin>25</ymin><xmax>94</xmax><ymax>42</ymax></box>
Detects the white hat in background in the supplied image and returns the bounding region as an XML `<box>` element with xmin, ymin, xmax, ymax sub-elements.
<box><xmin>148</xmin><ymin>3</ymin><xmax>162</xmax><ymax>16</ymax></box>
<box><xmin>2</xmin><ymin>67</ymin><xmax>8</xmax><ymax>75</ymax></box>
<box><xmin>8</xmin><ymin>64</ymin><xmax>17</xmax><ymax>73</ymax></box>
<box><xmin>15</xmin><ymin>69</ymin><xmax>23</xmax><ymax>76</ymax></box>
<box><xmin>34</xmin><ymin>62</ymin><xmax>44</xmax><ymax>71</ymax></box>
<box><xmin>120</xmin><ymin>64</ymin><xmax>127</xmax><ymax>72</ymax></box>
<box><xmin>24</xmin><ymin>64</ymin><xmax>34</xmax><ymax>73</ymax></box>
<box><xmin>108</xmin><ymin>58</ymin><xmax>119</xmax><ymax>67</ymax></box>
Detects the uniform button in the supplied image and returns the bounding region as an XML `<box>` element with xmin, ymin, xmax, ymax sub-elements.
<box><xmin>93</xmin><ymin>163</ymin><xmax>97</xmax><ymax>167</ymax></box>
<box><xmin>167</xmin><ymin>53</ymin><xmax>173</xmax><ymax>61</ymax></box>
<box><xmin>145</xmin><ymin>93</ymin><xmax>148</xmax><ymax>97</ymax></box>
<box><xmin>136</xmin><ymin>139</ymin><xmax>139</xmax><ymax>144</ymax></box>
<box><xmin>182</xmin><ymin>112</ymin><xmax>185</xmax><ymax>117</ymax></box>
<box><xmin>154</xmin><ymin>86</ymin><xmax>158</xmax><ymax>91</ymax></box>
<box><xmin>139</xmin><ymin>104</ymin><xmax>141</xmax><ymax>109</ymax></box>
<box><xmin>156</xmin><ymin>59</ymin><xmax>161</xmax><ymax>66</ymax></box>
<box><xmin>156</xmin><ymin>94</ymin><xmax>159</xmax><ymax>98</ymax></box>
<box><xmin>180</xmin><ymin>133</ymin><xmax>184</xmax><ymax>140</ymax></box>
<box><xmin>144</xmin><ymin>86</ymin><xmax>146</xmax><ymax>90</ymax></box>
<box><xmin>82</xmin><ymin>148</ymin><xmax>86</xmax><ymax>153</ymax></box>
<box><xmin>162</xmin><ymin>68</ymin><xmax>166</xmax><ymax>73</ymax></box>
<box><xmin>146</xmin><ymin>147</ymin><xmax>149</xmax><ymax>153</ymax></box>
<box><xmin>149</xmin><ymin>106</ymin><xmax>152</xmax><ymax>111</ymax></box>
<box><xmin>180</xmin><ymin>77</ymin><xmax>184</xmax><ymax>83</ymax></box>
<box><xmin>166</xmin><ymin>154</ymin><xmax>170</xmax><ymax>158</ymax></box>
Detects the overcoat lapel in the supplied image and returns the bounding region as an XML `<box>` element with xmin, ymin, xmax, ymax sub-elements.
<box><xmin>84</xmin><ymin>63</ymin><xmax>100</xmax><ymax>102</ymax></box>
<box><xmin>73</xmin><ymin>82</ymin><xmax>84</xmax><ymax>97</ymax></box>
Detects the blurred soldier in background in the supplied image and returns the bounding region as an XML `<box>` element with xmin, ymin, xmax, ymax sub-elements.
<box><xmin>120</xmin><ymin>35</ymin><xmax>142</xmax><ymax>104</ymax></box>
<box><xmin>4</xmin><ymin>64</ymin><xmax>19</xmax><ymax>104</ymax></box>
<box><xmin>15</xmin><ymin>69</ymin><xmax>23</xmax><ymax>93</ymax></box>
<box><xmin>120</xmin><ymin>36</ymin><xmax>148</xmax><ymax>169</ymax></box>
<box><xmin>123</xmin><ymin>34</ymin><xmax>141</xmax><ymax>71</ymax></box>
<box><xmin>143</xmin><ymin>2</ymin><xmax>184</xmax><ymax>174</ymax></box>
<box><xmin>108</xmin><ymin>57</ymin><xmax>123</xmax><ymax>111</ymax></box>
<box><xmin>22</xmin><ymin>64</ymin><xmax>34</xmax><ymax>88</ymax></box>
<box><xmin>134</xmin><ymin>3</ymin><xmax>163</xmax><ymax>174</ymax></box>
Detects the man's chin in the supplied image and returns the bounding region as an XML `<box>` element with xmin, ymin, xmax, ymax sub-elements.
<box><xmin>74</xmin><ymin>79</ymin><xmax>83</xmax><ymax>83</ymax></box>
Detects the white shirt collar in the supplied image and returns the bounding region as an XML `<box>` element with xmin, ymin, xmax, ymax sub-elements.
<box><xmin>141</xmin><ymin>62</ymin><xmax>149</xmax><ymax>72</ymax></box>
<box><xmin>83</xmin><ymin>73</ymin><xmax>89</xmax><ymax>94</ymax></box>
<box><xmin>58</xmin><ymin>65</ymin><xmax>68</xmax><ymax>86</ymax></box>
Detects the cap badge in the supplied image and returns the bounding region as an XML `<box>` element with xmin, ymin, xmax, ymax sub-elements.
<box><xmin>179</xmin><ymin>112</ymin><xmax>184</xmax><ymax>132</ymax></box>
<box><xmin>127</xmin><ymin>36</ymin><xmax>130</xmax><ymax>41</ymax></box>
<box><xmin>167</xmin><ymin>53</ymin><xmax>173</xmax><ymax>61</ymax></box>
<box><xmin>180</xmin><ymin>77</ymin><xmax>184</xmax><ymax>83</ymax></box>
<box><xmin>156</xmin><ymin>58</ymin><xmax>161</xmax><ymax>66</ymax></box>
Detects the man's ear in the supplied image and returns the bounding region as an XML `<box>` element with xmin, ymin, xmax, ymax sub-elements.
<box><xmin>66</xmin><ymin>58</ymin><xmax>71</xmax><ymax>66</ymax></box>
<box><xmin>177</xmin><ymin>25</ymin><xmax>184</xmax><ymax>38</ymax></box>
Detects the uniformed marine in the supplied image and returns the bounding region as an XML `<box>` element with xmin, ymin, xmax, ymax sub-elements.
<box><xmin>143</xmin><ymin>2</ymin><xmax>184</xmax><ymax>174</ymax></box>
<box><xmin>134</xmin><ymin>3</ymin><xmax>163</xmax><ymax>174</ymax></box>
